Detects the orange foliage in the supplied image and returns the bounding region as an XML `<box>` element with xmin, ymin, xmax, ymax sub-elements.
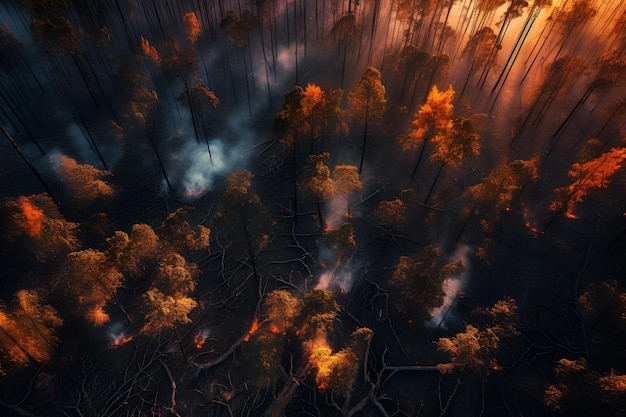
<box><xmin>244</xmin><ymin>318</ymin><xmax>260</xmax><ymax>342</ymax></box>
<box><xmin>109</xmin><ymin>335</ymin><xmax>133</xmax><ymax>348</ymax></box>
<box><xmin>140</xmin><ymin>36</ymin><xmax>159</xmax><ymax>62</ymax></box>
<box><xmin>401</xmin><ymin>85</ymin><xmax>454</xmax><ymax>151</ymax></box>
<box><xmin>16</xmin><ymin>197</ymin><xmax>44</xmax><ymax>238</ymax></box>
<box><xmin>551</xmin><ymin>147</ymin><xmax>626</xmax><ymax>218</ymax></box>
<box><xmin>183</xmin><ymin>12</ymin><xmax>201</xmax><ymax>44</ymax></box>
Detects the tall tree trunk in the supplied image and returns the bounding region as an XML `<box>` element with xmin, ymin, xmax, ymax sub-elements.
<box><xmin>1</xmin><ymin>125</ymin><xmax>60</xmax><ymax>208</ymax></box>
<box><xmin>424</xmin><ymin>162</ymin><xmax>446</xmax><ymax>204</ymax></box>
<box><xmin>147</xmin><ymin>132</ymin><xmax>175</xmax><ymax>192</ymax></box>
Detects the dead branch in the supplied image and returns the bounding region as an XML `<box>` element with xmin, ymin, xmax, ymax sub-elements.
<box><xmin>158</xmin><ymin>359</ymin><xmax>182</xmax><ymax>417</ymax></box>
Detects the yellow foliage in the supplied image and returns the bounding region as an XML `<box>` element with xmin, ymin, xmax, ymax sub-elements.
<box><xmin>301</xmin><ymin>153</ymin><xmax>336</xmax><ymax>201</ymax></box>
<box><xmin>141</xmin><ymin>288</ymin><xmax>198</xmax><ymax>334</ymax></box>
<box><xmin>331</xmin><ymin>164</ymin><xmax>362</xmax><ymax>196</ymax></box>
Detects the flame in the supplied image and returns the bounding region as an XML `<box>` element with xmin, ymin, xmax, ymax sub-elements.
<box><xmin>269</xmin><ymin>324</ymin><xmax>282</xmax><ymax>334</ymax></box>
<box><xmin>524</xmin><ymin>221</ymin><xmax>543</xmax><ymax>234</ymax></box>
<box><xmin>185</xmin><ymin>185</ymin><xmax>209</xmax><ymax>199</ymax></box>
<box><xmin>339</xmin><ymin>285</ymin><xmax>347</xmax><ymax>295</ymax></box>
<box><xmin>244</xmin><ymin>318</ymin><xmax>259</xmax><ymax>342</ymax></box>
<box><xmin>324</xmin><ymin>222</ymin><xmax>332</xmax><ymax>232</ymax></box>
<box><xmin>345</xmin><ymin>212</ymin><xmax>352</xmax><ymax>219</ymax></box>
<box><xmin>17</xmin><ymin>198</ymin><xmax>44</xmax><ymax>238</ymax></box>
<box><xmin>564</xmin><ymin>210</ymin><xmax>578</xmax><ymax>219</ymax></box>
<box><xmin>194</xmin><ymin>332</ymin><xmax>207</xmax><ymax>349</ymax></box>
<box><xmin>110</xmin><ymin>335</ymin><xmax>133</xmax><ymax>347</ymax></box>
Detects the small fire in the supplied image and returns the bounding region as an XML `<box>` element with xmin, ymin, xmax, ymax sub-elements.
<box><xmin>194</xmin><ymin>331</ymin><xmax>207</xmax><ymax>349</ymax></box>
<box><xmin>345</xmin><ymin>212</ymin><xmax>352</xmax><ymax>219</ymax></box>
<box><xmin>339</xmin><ymin>285</ymin><xmax>347</xmax><ymax>295</ymax></box>
<box><xmin>269</xmin><ymin>324</ymin><xmax>282</xmax><ymax>334</ymax></box>
<box><xmin>324</xmin><ymin>222</ymin><xmax>332</xmax><ymax>232</ymax></box>
<box><xmin>524</xmin><ymin>221</ymin><xmax>543</xmax><ymax>234</ymax></box>
<box><xmin>564</xmin><ymin>210</ymin><xmax>578</xmax><ymax>219</ymax></box>
<box><xmin>243</xmin><ymin>318</ymin><xmax>259</xmax><ymax>342</ymax></box>
<box><xmin>185</xmin><ymin>185</ymin><xmax>209</xmax><ymax>199</ymax></box>
<box><xmin>109</xmin><ymin>334</ymin><xmax>133</xmax><ymax>347</ymax></box>
<box><xmin>17</xmin><ymin>198</ymin><xmax>44</xmax><ymax>238</ymax></box>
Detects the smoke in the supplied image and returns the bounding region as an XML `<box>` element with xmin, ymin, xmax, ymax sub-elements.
<box><xmin>174</xmin><ymin>138</ymin><xmax>248</xmax><ymax>199</ymax></box>
<box><xmin>428</xmin><ymin>244</ymin><xmax>472</xmax><ymax>327</ymax></box>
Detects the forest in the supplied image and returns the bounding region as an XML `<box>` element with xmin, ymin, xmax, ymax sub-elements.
<box><xmin>0</xmin><ymin>0</ymin><xmax>625</xmax><ymax>416</ymax></box>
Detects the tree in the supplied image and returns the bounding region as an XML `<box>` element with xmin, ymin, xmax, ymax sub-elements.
<box><xmin>263</xmin><ymin>290</ymin><xmax>302</xmax><ymax>334</ymax></box>
<box><xmin>61</xmin><ymin>249</ymin><xmax>127</xmax><ymax>325</ymax></box>
<box><xmin>275</xmin><ymin>86</ymin><xmax>305</xmax><ymax>225</ymax></box>
<box><xmin>106</xmin><ymin>223</ymin><xmax>161</xmax><ymax>277</ymax></box>
<box><xmin>466</xmin><ymin>156</ymin><xmax>539</xmax><ymax>212</ymax></box>
<box><xmin>300</xmin><ymin>84</ymin><xmax>349</xmax><ymax>150</ymax></box>
<box><xmin>220</xmin><ymin>10</ymin><xmax>256</xmax><ymax>48</ymax></box>
<box><xmin>244</xmin><ymin>290</ymin><xmax>303</xmax><ymax>387</ymax></box>
<box><xmin>57</xmin><ymin>155</ymin><xmax>114</xmax><ymax>206</ymax></box>
<box><xmin>347</xmin><ymin>67</ymin><xmax>387</xmax><ymax>173</ymax></box>
<box><xmin>460</xmin><ymin>27</ymin><xmax>499</xmax><ymax>96</ymax></box>
<box><xmin>375</xmin><ymin>199</ymin><xmax>408</xmax><ymax>230</ymax></box>
<box><xmin>301</xmin><ymin>153</ymin><xmax>336</xmax><ymax>229</ymax></box>
<box><xmin>390</xmin><ymin>246</ymin><xmax>465</xmax><ymax>323</ymax></box>
<box><xmin>161</xmin><ymin>208</ymin><xmax>210</xmax><ymax>253</ymax></box>
<box><xmin>3</xmin><ymin>194</ymin><xmax>79</xmax><ymax>259</ymax></box>
<box><xmin>213</xmin><ymin>169</ymin><xmax>268</xmax><ymax>284</ymax></box>
<box><xmin>331</xmin><ymin>164</ymin><xmax>362</xmax><ymax>216</ymax></box>
<box><xmin>322</xmin><ymin>222</ymin><xmax>357</xmax><ymax>261</ymax></box>
<box><xmin>141</xmin><ymin>253</ymin><xmax>199</xmax><ymax>361</ymax></box>
<box><xmin>178</xmin><ymin>81</ymin><xmax>220</xmax><ymax>161</ymax></box>
<box><xmin>437</xmin><ymin>324</ymin><xmax>500</xmax><ymax>375</ymax></box>
<box><xmin>117</xmin><ymin>70</ymin><xmax>175</xmax><ymax>192</ymax></box>
<box><xmin>425</xmin><ymin>116</ymin><xmax>480</xmax><ymax>203</ymax></box>
<box><xmin>401</xmin><ymin>85</ymin><xmax>455</xmax><ymax>177</ymax></box>
<box><xmin>438</xmin><ymin>298</ymin><xmax>518</xmax><ymax>375</ymax></box>
<box><xmin>0</xmin><ymin>290</ymin><xmax>62</xmax><ymax>368</ymax></box>
<box><xmin>296</xmin><ymin>289</ymin><xmax>339</xmax><ymax>342</ymax></box>
<box><xmin>550</xmin><ymin>147</ymin><xmax>626</xmax><ymax>221</ymax></box>
<box><xmin>183</xmin><ymin>12</ymin><xmax>201</xmax><ymax>44</ymax></box>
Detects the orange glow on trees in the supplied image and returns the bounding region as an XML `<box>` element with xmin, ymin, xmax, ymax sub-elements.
<box><xmin>183</xmin><ymin>12</ymin><xmax>201</xmax><ymax>44</ymax></box>
<box><xmin>0</xmin><ymin>290</ymin><xmax>62</xmax><ymax>368</ymax></box>
<box><xmin>61</xmin><ymin>249</ymin><xmax>125</xmax><ymax>326</ymax></box>
<box><xmin>16</xmin><ymin>197</ymin><xmax>44</xmax><ymax>238</ymax></box>
<box><xmin>140</xmin><ymin>36</ymin><xmax>159</xmax><ymax>63</ymax></box>
<box><xmin>57</xmin><ymin>155</ymin><xmax>114</xmax><ymax>206</ymax></box>
<box><xmin>3</xmin><ymin>194</ymin><xmax>79</xmax><ymax>258</ymax></box>
<box><xmin>244</xmin><ymin>318</ymin><xmax>260</xmax><ymax>342</ymax></box>
<box><xmin>466</xmin><ymin>156</ymin><xmax>539</xmax><ymax>212</ymax></box>
<box><xmin>551</xmin><ymin>147</ymin><xmax>626</xmax><ymax>219</ymax></box>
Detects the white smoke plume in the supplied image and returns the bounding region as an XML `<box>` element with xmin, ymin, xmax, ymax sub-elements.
<box><xmin>428</xmin><ymin>244</ymin><xmax>472</xmax><ymax>327</ymax></box>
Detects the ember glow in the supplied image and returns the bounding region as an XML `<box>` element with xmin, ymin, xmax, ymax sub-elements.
<box><xmin>109</xmin><ymin>334</ymin><xmax>133</xmax><ymax>348</ymax></box>
<box><xmin>194</xmin><ymin>330</ymin><xmax>210</xmax><ymax>349</ymax></box>
<box><xmin>243</xmin><ymin>318</ymin><xmax>259</xmax><ymax>342</ymax></box>
<box><xmin>17</xmin><ymin>197</ymin><xmax>44</xmax><ymax>238</ymax></box>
